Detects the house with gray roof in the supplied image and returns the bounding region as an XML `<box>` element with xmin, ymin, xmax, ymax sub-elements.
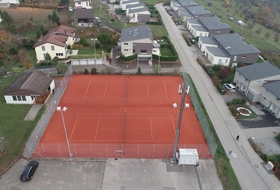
<box><xmin>3</xmin><ymin>70</ymin><xmax>55</xmax><ymax>104</ymax></box>
<box><xmin>120</xmin><ymin>25</ymin><xmax>153</xmax><ymax>61</ymax></box>
<box><xmin>126</xmin><ymin>3</ymin><xmax>145</xmax><ymax>16</ymax></box>
<box><xmin>127</xmin><ymin>7</ymin><xmax>150</xmax><ymax>23</ymax></box>
<box><xmin>170</xmin><ymin>0</ymin><xmax>181</xmax><ymax>11</ymax></box>
<box><xmin>260</xmin><ymin>81</ymin><xmax>280</xmax><ymax>118</ymax></box>
<box><xmin>177</xmin><ymin>7</ymin><xmax>192</xmax><ymax>21</ymax></box>
<box><xmin>178</xmin><ymin>0</ymin><xmax>197</xmax><ymax>7</ymax></box>
<box><xmin>75</xmin><ymin>8</ymin><xmax>95</xmax><ymax>27</ymax></box>
<box><xmin>185</xmin><ymin>6</ymin><xmax>211</xmax><ymax>18</ymax></box>
<box><xmin>121</xmin><ymin>0</ymin><xmax>139</xmax><ymax>10</ymax></box>
<box><xmin>233</xmin><ymin>62</ymin><xmax>280</xmax><ymax>106</ymax></box>
<box><xmin>199</xmin><ymin>33</ymin><xmax>260</xmax><ymax>67</ymax></box>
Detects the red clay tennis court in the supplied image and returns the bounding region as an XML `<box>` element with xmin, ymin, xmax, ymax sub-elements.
<box><xmin>35</xmin><ymin>75</ymin><xmax>210</xmax><ymax>158</ymax></box>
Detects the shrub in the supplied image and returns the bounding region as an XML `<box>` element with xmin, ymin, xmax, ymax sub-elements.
<box><xmin>219</xmin><ymin>67</ymin><xmax>230</xmax><ymax>79</ymax></box>
<box><xmin>212</xmin><ymin>64</ymin><xmax>221</xmax><ymax>72</ymax></box>
<box><xmin>276</xmin><ymin>133</ymin><xmax>280</xmax><ymax>142</ymax></box>
<box><xmin>137</xmin><ymin>67</ymin><xmax>142</xmax><ymax>75</ymax></box>
<box><xmin>211</xmin><ymin>75</ymin><xmax>220</xmax><ymax>87</ymax></box>
<box><xmin>120</xmin><ymin>53</ymin><xmax>137</xmax><ymax>61</ymax></box>
<box><xmin>9</xmin><ymin>46</ymin><xmax>18</xmax><ymax>55</ymax></box>
<box><xmin>146</xmin><ymin>21</ymin><xmax>162</xmax><ymax>25</ymax></box>
<box><xmin>205</xmin><ymin>66</ymin><xmax>215</xmax><ymax>77</ymax></box>
<box><xmin>52</xmin><ymin>56</ymin><xmax>59</xmax><ymax>64</ymax></box>
<box><xmin>217</xmin><ymin>83</ymin><xmax>226</xmax><ymax>94</ymax></box>
<box><xmin>84</xmin><ymin>68</ymin><xmax>89</xmax><ymax>74</ymax></box>
<box><xmin>261</xmin><ymin>154</ymin><xmax>268</xmax><ymax>162</ymax></box>
<box><xmin>72</xmin><ymin>44</ymin><xmax>83</xmax><ymax>49</ymax></box>
<box><xmin>79</xmin><ymin>36</ymin><xmax>90</xmax><ymax>46</ymax></box>
<box><xmin>106</xmin><ymin>44</ymin><xmax>113</xmax><ymax>53</ymax></box>
<box><xmin>229</xmin><ymin>105</ymin><xmax>240</xmax><ymax>116</ymax></box>
<box><xmin>90</xmin><ymin>68</ymin><xmax>97</xmax><ymax>74</ymax></box>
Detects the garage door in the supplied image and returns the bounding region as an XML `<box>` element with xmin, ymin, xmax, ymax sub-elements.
<box><xmin>247</xmin><ymin>91</ymin><xmax>254</xmax><ymax>101</ymax></box>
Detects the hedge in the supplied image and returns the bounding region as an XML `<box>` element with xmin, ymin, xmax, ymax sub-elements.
<box><xmin>146</xmin><ymin>22</ymin><xmax>162</xmax><ymax>25</ymax></box>
<box><xmin>152</xmin><ymin>36</ymin><xmax>178</xmax><ymax>61</ymax></box>
<box><xmin>120</xmin><ymin>53</ymin><xmax>137</xmax><ymax>61</ymax></box>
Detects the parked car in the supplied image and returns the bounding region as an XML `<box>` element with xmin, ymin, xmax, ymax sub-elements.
<box><xmin>20</xmin><ymin>161</ymin><xmax>39</xmax><ymax>181</ymax></box>
<box><xmin>191</xmin><ymin>39</ymin><xmax>196</xmax><ymax>44</ymax></box>
<box><xmin>224</xmin><ymin>83</ymin><xmax>236</xmax><ymax>92</ymax></box>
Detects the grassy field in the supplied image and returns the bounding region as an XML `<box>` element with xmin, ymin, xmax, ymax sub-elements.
<box><xmin>0</xmin><ymin>76</ymin><xmax>44</xmax><ymax>174</ymax></box>
<box><xmin>195</xmin><ymin>0</ymin><xmax>280</xmax><ymax>52</ymax></box>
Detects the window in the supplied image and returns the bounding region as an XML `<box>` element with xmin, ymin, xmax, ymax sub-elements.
<box><xmin>124</xmin><ymin>49</ymin><xmax>128</xmax><ymax>51</ymax></box>
<box><xmin>263</xmin><ymin>97</ymin><xmax>267</xmax><ymax>101</ymax></box>
<box><xmin>41</xmin><ymin>46</ymin><xmax>45</xmax><ymax>51</ymax></box>
<box><xmin>78</xmin><ymin>2</ymin><xmax>81</xmax><ymax>4</ymax></box>
<box><xmin>140</xmin><ymin>50</ymin><xmax>147</xmax><ymax>53</ymax></box>
<box><xmin>242</xmin><ymin>55</ymin><xmax>246</xmax><ymax>58</ymax></box>
<box><xmin>277</xmin><ymin>98</ymin><xmax>280</xmax><ymax>102</ymax></box>
<box><xmin>51</xmin><ymin>46</ymin><xmax>55</xmax><ymax>51</ymax></box>
<box><xmin>31</xmin><ymin>96</ymin><xmax>36</xmax><ymax>100</ymax></box>
<box><xmin>22</xmin><ymin>96</ymin><xmax>26</xmax><ymax>101</ymax></box>
<box><xmin>133</xmin><ymin>49</ymin><xmax>135</xmax><ymax>53</ymax></box>
<box><xmin>12</xmin><ymin>96</ymin><xmax>17</xmax><ymax>101</ymax></box>
<box><xmin>56</xmin><ymin>53</ymin><xmax>64</xmax><ymax>56</ymax></box>
<box><xmin>17</xmin><ymin>96</ymin><xmax>22</xmax><ymax>101</ymax></box>
<box><xmin>233</xmin><ymin>56</ymin><xmax>237</xmax><ymax>61</ymax></box>
<box><xmin>217</xmin><ymin>31</ymin><xmax>220</xmax><ymax>33</ymax></box>
<box><xmin>124</xmin><ymin>43</ymin><xmax>128</xmax><ymax>45</ymax></box>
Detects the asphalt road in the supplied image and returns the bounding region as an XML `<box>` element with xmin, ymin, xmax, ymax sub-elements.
<box><xmin>155</xmin><ymin>3</ymin><xmax>280</xmax><ymax>190</ymax></box>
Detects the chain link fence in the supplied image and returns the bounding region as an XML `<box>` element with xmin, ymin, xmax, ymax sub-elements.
<box><xmin>181</xmin><ymin>72</ymin><xmax>218</xmax><ymax>157</ymax></box>
<box><xmin>31</xmin><ymin>143</ymin><xmax>212</xmax><ymax>159</ymax></box>
<box><xmin>23</xmin><ymin>65</ymin><xmax>73</xmax><ymax>158</ymax></box>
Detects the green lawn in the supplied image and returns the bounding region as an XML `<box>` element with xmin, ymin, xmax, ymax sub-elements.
<box><xmin>0</xmin><ymin>76</ymin><xmax>44</xmax><ymax>174</ymax></box>
<box><xmin>76</xmin><ymin>46</ymin><xmax>103</xmax><ymax>55</ymax></box>
<box><xmin>196</xmin><ymin>0</ymin><xmax>280</xmax><ymax>52</ymax></box>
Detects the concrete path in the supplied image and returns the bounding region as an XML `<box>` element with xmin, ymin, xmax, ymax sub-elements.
<box><xmin>24</xmin><ymin>104</ymin><xmax>42</xmax><ymax>121</ymax></box>
<box><xmin>156</xmin><ymin>3</ymin><xmax>280</xmax><ymax>190</ymax></box>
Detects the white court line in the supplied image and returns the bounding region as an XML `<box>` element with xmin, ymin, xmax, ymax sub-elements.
<box><xmin>69</xmin><ymin>114</ymin><xmax>81</xmax><ymax>141</ymax></box>
<box><xmin>163</xmin><ymin>81</ymin><xmax>169</xmax><ymax>99</ymax></box>
<box><xmin>83</xmin><ymin>80</ymin><xmax>92</xmax><ymax>99</ymax></box>
<box><xmin>94</xmin><ymin>117</ymin><xmax>100</xmax><ymax>141</ymax></box>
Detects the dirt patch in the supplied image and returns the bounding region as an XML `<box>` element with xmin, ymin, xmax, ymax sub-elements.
<box><xmin>3</xmin><ymin>7</ymin><xmax>53</xmax><ymax>22</ymax></box>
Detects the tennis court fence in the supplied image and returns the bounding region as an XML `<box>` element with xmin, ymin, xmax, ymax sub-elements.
<box><xmin>31</xmin><ymin>143</ymin><xmax>212</xmax><ymax>159</ymax></box>
<box><xmin>23</xmin><ymin>65</ymin><xmax>73</xmax><ymax>158</ymax></box>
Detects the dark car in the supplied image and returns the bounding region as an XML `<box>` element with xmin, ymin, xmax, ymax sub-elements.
<box><xmin>20</xmin><ymin>161</ymin><xmax>39</xmax><ymax>181</ymax></box>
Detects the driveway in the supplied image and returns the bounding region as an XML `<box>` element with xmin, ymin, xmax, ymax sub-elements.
<box><xmin>0</xmin><ymin>158</ymin><xmax>222</xmax><ymax>190</ymax></box>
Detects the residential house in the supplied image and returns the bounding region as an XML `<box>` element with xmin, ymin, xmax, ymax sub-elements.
<box><xmin>187</xmin><ymin>16</ymin><xmax>230</xmax><ymax>37</ymax></box>
<box><xmin>260</xmin><ymin>81</ymin><xmax>280</xmax><ymax>118</ymax></box>
<box><xmin>121</xmin><ymin>0</ymin><xmax>139</xmax><ymax>10</ymax></box>
<box><xmin>34</xmin><ymin>25</ymin><xmax>76</xmax><ymax>62</ymax></box>
<box><xmin>198</xmin><ymin>33</ymin><xmax>260</xmax><ymax>67</ymax></box>
<box><xmin>0</xmin><ymin>0</ymin><xmax>19</xmax><ymax>8</ymax></box>
<box><xmin>127</xmin><ymin>7</ymin><xmax>150</xmax><ymax>23</ymax></box>
<box><xmin>185</xmin><ymin>6</ymin><xmax>211</xmax><ymax>19</ymax></box>
<box><xmin>3</xmin><ymin>70</ymin><xmax>55</xmax><ymax>104</ymax></box>
<box><xmin>170</xmin><ymin>0</ymin><xmax>181</xmax><ymax>11</ymax></box>
<box><xmin>233</xmin><ymin>62</ymin><xmax>280</xmax><ymax>103</ymax></box>
<box><xmin>178</xmin><ymin>0</ymin><xmax>197</xmax><ymax>7</ymax></box>
<box><xmin>126</xmin><ymin>3</ymin><xmax>145</xmax><ymax>16</ymax></box>
<box><xmin>74</xmin><ymin>0</ymin><xmax>92</xmax><ymax>9</ymax></box>
<box><xmin>177</xmin><ymin>7</ymin><xmax>192</xmax><ymax>22</ymax></box>
<box><xmin>75</xmin><ymin>8</ymin><xmax>95</xmax><ymax>27</ymax></box>
<box><xmin>120</xmin><ymin>25</ymin><xmax>153</xmax><ymax>61</ymax></box>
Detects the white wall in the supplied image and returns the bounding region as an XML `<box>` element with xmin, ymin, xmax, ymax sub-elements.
<box><xmin>211</xmin><ymin>55</ymin><xmax>230</xmax><ymax>66</ymax></box>
<box><xmin>128</xmin><ymin>11</ymin><xmax>150</xmax><ymax>23</ymax></box>
<box><xmin>5</xmin><ymin>95</ymin><xmax>35</xmax><ymax>104</ymax></box>
<box><xmin>260</xmin><ymin>87</ymin><xmax>280</xmax><ymax>118</ymax></box>
<box><xmin>193</xmin><ymin>30</ymin><xmax>208</xmax><ymax>37</ymax></box>
<box><xmin>35</xmin><ymin>43</ymin><xmax>67</xmax><ymax>61</ymax></box>
<box><xmin>75</xmin><ymin>0</ymin><xmax>91</xmax><ymax>8</ymax></box>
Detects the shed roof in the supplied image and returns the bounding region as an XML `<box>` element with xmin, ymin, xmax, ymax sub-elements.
<box><xmin>128</xmin><ymin>7</ymin><xmax>149</xmax><ymax>14</ymax></box>
<box><xmin>199</xmin><ymin>36</ymin><xmax>217</xmax><ymax>45</ymax></box>
<box><xmin>236</xmin><ymin>62</ymin><xmax>280</xmax><ymax>81</ymax></box>
<box><xmin>186</xmin><ymin>6</ymin><xmax>211</xmax><ymax>16</ymax></box>
<box><xmin>206</xmin><ymin>47</ymin><xmax>229</xmax><ymax>57</ymax></box>
<box><xmin>126</xmin><ymin>3</ymin><xmax>145</xmax><ymax>9</ymax></box>
<box><xmin>4</xmin><ymin>71</ymin><xmax>54</xmax><ymax>96</ymax></box>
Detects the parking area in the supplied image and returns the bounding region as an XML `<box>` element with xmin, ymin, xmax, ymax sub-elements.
<box><xmin>0</xmin><ymin>158</ymin><xmax>222</xmax><ymax>190</ymax></box>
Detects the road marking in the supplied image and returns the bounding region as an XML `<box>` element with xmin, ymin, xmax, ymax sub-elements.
<box><xmin>275</xmin><ymin>184</ymin><xmax>280</xmax><ymax>190</ymax></box>
<box><xmin>233</xmin><ymin>153</ymin><xmax>237</xmax><ymax>158</ymax></box>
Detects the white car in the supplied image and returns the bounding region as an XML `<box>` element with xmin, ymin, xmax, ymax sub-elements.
<box><xmin>224</xmin><ymin>83</ymin><xmax>236</xmax><ymax>92</ymax></box>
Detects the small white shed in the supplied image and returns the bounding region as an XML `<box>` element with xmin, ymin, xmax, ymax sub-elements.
<box><xmin>178</xmin><ymin>149</ymin><xmax>199</xmax><ymax>166</ymax></box>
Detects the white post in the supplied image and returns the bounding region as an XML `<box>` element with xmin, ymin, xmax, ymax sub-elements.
<box><xmin>57</xmin><ymin>106</ymin><xmax>72</xmax><ymax>159</ymax></box>
<box><xmin>91</xmin><ymin>38</ymin><xmax>97</xmax><ymax>68</ymax></box>
<box><xmin>157</xmin><ymin>39</ymin><xmax>163</xmax><ymax>74</ymax></box>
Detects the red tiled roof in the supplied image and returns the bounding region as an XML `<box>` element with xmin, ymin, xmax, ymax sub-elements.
<box><xmin>33</xmin><ymin>25</ymin><xmax>75</xmax><ymax>48</ymax></box>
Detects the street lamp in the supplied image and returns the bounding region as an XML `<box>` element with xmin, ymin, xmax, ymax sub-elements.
<box><xmin>171</xmin><ymin>82</ymin><xmax>190</xmax><ymax>163</ymax></box>
<box><xmin>57</xmin><ymin>106</ymin><xmax>72</xmax><ymax>159</ymax></box>
<box><xmin>157</xmin><ymin>39</ymin><xmax>163</xmax><ymax>74</ymax></box>
<box><xmin>91</xmin><ymin>38</ymin><xmax>97</xmax><ymax>68</ymax></box>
